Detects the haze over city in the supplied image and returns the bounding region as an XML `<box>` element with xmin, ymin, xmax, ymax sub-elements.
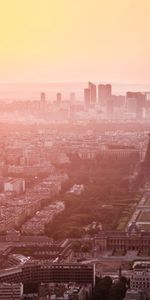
<box><xmin>1</xmin><ymin>1</ymin><xmax>150</xmax><ymax>300</ymax></box>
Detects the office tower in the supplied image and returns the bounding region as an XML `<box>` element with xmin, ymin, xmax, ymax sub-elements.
<box><xmin>70</xmin><ymin>93</ymin><xmax>75</xmax><ymax>102</ymax></box>
<box><xmin>126</xmin><ymin>97</ymin><xmax>137</xmax><ymax>115</ymax></box>
<box><xmin>111</xmin><ymin>95</ymin><xmax>125</xmax><ymax>108</ymax></box>
<box><xmin>126</xmin><ymin>91</ymin><xmax>146</xmax><ymax>107</ymax></box>
<box><xmin>40</xmin><ymin>92</ymin><xmax>46</xmax><ymax>103</ymax></box>
<box><xmin>88</xmin><ymin>82</ymin><xmax>97</xmax><ymax>104</ymax></box>
<box><xmin>84</xmin><ymin>88</ymin><xmax>91</xmax><ymax>110</ymax></box>
<box><xmin>56</xmin><ymin>93</ymin><xmax>62</xmax><ymax>105</ymax></box>
<box><xmin>146</xmin><ymin>92</ymin><xmax>150</xmax><ymax>101</ymax></box>
<box><xmin>107</xmin><ymin>98</ymin><xmax>114</xmax><ymax>119</ymax></box>
<box><xmin>126</xmin><ymin>92</ymin><xmax>146</xmax><ymax>119</ymax></box>
<box><xmin>98</xmin><ymin>84</ymin><xmax>112</xmax><ymax>106</ymax></box>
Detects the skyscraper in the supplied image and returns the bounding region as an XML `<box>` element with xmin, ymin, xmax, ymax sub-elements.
<box><xmin>56</xmin><ymin>93</ymin><xmax>62</xmax><ymax>106</ymax></box>
<box><xmin>98</xmin><ymin>84</ymin><xmax>112</xmax><ymax>106</ymax></box>
<box><xmin>126</xmin><ymin>92</ymin><xmax>146</xmax><ymax>119</ymax></box>
<box><xmin>88</xmin><ymin>82</ymin><xmax>97</xmax><ymax>104</ymax></box>
<box><xmin>40</xmin><ymin>92</ymin><xmax>46</xmax><ymax>103</ymax></box>
<box><xmin>84</xmin><ymin>88</ymin><xmax>91</xmax><ymax>110</ymax></box>
<box><xmin>70</xmin><ymin>93</ymin><xmax>75</xmax><ymax>102</ymax></box>
<box><xmin>107</xmin><ymin>98</ymin><xmax>114</xmax><ymax>119</ymax></box>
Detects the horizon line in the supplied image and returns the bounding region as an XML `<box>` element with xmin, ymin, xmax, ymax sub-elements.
<box><xmin>0</xmin><ymin>81</ymin><xmax>150</xmax><ymax>86</ymax></box>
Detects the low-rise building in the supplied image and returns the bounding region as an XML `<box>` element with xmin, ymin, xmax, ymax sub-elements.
<box><xmin>39</xmin><ymin>283</ymin><xmax>92</xmax><ymax>300</ymax></box>
<box><xmin>0</xmin><ymin>283</ymin><xmax>23</xmax><ymax>299</ymax></box>
<box><xmin>124</xmin><ymin>289</ymin><xmax>147</xmax><ymax>300</ymax></box>
<box><xmin>4</xmin><ymin>178</ymin><xmax>25</xmax><ymax>195</ymax></box>
<box><xmin>68</xmin><ymin>184</ymin><xmax>84</xmax><ymax>195</ymax></box>
<box><xmin>130</xmin><ymin>271</ymin><xmax>150</xmax><ymax>291</ymax></box>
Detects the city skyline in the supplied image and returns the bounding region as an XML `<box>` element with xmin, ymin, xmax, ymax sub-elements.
<box><xmin>0</xmin><ymin>0</ymin><xmax>150</xmax><ymax>83</ymax></box>
<box><xmin>1</xmin><ymin>2</ymin><xmax>150</xmax><ymax>297</ymax></box>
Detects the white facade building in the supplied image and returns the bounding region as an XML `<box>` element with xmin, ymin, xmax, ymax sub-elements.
<box><xmin>4</xmin><ymin>178</ymin><xmax>25</xmax><ymax>194</ymax></box>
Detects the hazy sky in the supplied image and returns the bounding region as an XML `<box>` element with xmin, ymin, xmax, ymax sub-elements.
<box><xmin>0</xmin><ymin>0</ymin><xmax>150</xmax><ymax>83</ymax></box>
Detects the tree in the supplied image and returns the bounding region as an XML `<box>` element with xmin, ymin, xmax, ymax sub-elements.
<box><xmin>94</xmin><ymin>276</ymin><xmax>112</xmax><ymax>300</ymax></box>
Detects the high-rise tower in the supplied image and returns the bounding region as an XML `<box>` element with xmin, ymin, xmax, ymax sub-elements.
<box><xmin>84</xmin><ymin>88</ymin><xmax>91</xmax><ymax>110</ymax></box>
<box><xmin>88</xmin><ymin>82</ymin><xmax>97</xmax><ymax>104</ymax></box>
<box><xmin>40</xmin><ymin>92</ymin><xmax>46</xmax><ymax>103</ymax></box>
<box><xmin>98</xmin><ymin>84</ymin><xmax>112</xmax><ymax>106</ymax></box>
<box><xmin>84</xmin><ymin>82</ymin><xmax>97</xmax><ymax>109</ymax></box>
<box><xmin>56</xmin><ymin>93</ymin><xmax>62</xmax><ymax>105</ymax></box>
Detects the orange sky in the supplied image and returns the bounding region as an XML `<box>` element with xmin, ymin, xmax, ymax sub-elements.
<box><xmin>0</xmin><ymin>0</ymin><xmax>150</xmax><ymax>83</ymax></box>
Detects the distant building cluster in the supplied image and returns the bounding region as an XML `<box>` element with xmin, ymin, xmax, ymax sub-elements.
<box><xmin>0</xmin><ymin>83</ymin><xmax>150</xmax><ymax>123</ymax></box>
<box><xmin>0</xmin><ymin>128</ymin><xmax>146</xmax><ymax>235</ymax></box>
<box><xmin>0</xmin><ymin>174</ymin><xmax>67</xmax><ymax>232</ymax></box>
<box><xmin>21</xmin><ymin>201</ymin><xmax>64</xmax><ymax>235</ymax></box>
<box><xmin>84</xmin><ymin>82</ymin><xmax>150</xmax><ymax>121</ymax></box>
<box><xmin>0</xmin><ymin>122</ymin><xmax>150</xmax><ymax>299</ymax></box>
